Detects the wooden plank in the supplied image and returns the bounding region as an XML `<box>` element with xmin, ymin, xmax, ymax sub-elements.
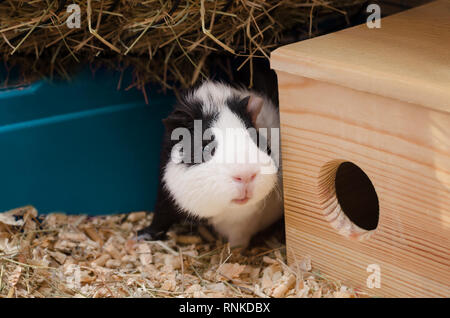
<box><xmin>271</xmin><ymin>0</ymin><xmax>450</xmax><ymax>113</ymax></box>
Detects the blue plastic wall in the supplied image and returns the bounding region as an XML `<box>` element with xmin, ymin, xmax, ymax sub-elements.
<box><xmin>0</xmin><ymin>69</ymin><xmax>174</xmax><ymax>214</ymax></box>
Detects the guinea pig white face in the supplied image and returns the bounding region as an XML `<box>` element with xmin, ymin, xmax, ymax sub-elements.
<box><xmin>162</xmin><ymin>82</ymin><xmax>280</xmax><ymax>219</ymax></box>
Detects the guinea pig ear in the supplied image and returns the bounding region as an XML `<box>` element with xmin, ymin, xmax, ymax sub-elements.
<box><xmin>246</xmin><ymin>94</ymin><xmax>264</xmax><ymax>124</ymax></box>
<box><xmin>162</xmin><ymin>110</ymin><xmax>189</xmax><ymax>131</ymax></box>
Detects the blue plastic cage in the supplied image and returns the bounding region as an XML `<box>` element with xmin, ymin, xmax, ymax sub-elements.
<box><xmin>0</xmin><ymin>69</ymin><xmax>174</xmax><ymax>214</ymax></box>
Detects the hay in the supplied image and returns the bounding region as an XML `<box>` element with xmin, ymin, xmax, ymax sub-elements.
<box><xmin>0</xmin><ymin>0</ymin><xmax>367</xmax><ymax>89</ymax></box>
<box><xmin>0</xmin><ymin>206</ymin><xmax>372</xmax><ymax>298</ymax></box>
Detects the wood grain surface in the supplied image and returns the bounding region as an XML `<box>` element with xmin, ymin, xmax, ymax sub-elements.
<box><xmin>271</xmin><ymin>0</ymin><xmax>450</xmax><ymax>114</ymax></box>
<box><xmin>271</xmin><ymin>0</ymin><xmax>450</xmax><ymax>297</ymax></box>
<box><xmin>275</xmin><ymin>71</ymin><xmax>449</xmax><ymax>297</ymax></box>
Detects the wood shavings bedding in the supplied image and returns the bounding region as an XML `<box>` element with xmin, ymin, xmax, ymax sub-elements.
<box><xmin>0</xmin><ymin>206</ymin><xmax>368</xmax><ymax>298</ymax></box>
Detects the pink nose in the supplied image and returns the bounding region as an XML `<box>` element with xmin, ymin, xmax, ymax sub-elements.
<box><xmin>232</xmin><ymin>172</ymin><xmax>257</xmax><ymax>184</ymax></box>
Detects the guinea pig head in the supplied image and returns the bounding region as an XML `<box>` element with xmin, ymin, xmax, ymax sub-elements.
<box><xmin>162</xmin><ymin>82</ymin><xmax>280</xmax><ymax>219</ymax></box>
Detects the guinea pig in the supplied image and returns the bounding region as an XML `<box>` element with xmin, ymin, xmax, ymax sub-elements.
<box><xmin>137</xmin><ymin>81</ymin><xmax>283</xmax><ymax>247</ymax></box>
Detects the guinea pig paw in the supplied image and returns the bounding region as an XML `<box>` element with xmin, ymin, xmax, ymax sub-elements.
<box><xmin>228</xmin><ymin>237</ymin><xmax>250</xmax><ymax>250</ymax></box>
<box><xmin>136</xmin><ymin>227</ymin><xmax>168</xmax><ymax>241</ymax></box>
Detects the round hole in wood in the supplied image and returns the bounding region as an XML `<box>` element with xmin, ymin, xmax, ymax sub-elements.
<box><xmin>335</xmin><ymin>162</ymin><xmax>379</xmax><ymax>231</ymax></box>
<box><xmin>318</xmin><ymin>160</ymin><xmax>379</xmax><ymax>240</ymax></box>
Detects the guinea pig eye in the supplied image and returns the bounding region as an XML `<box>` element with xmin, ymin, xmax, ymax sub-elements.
<box><xmin>202</xmin><ymin>140</ymin><xmax>217</xmax><ymax>162</ymax></box>
<box><xmin>170</xmin><ymin>142</ymin><xmax>186</xmax><ymax>164</ymax></box>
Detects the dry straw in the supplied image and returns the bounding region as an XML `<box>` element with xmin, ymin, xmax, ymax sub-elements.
<box><xmin>0</xmin><ymin>0</ymin><xmax>366</xmax><ymax>90</ymax></box>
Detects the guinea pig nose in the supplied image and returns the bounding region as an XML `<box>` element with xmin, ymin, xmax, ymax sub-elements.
<box><xmin>232</xmin><ymin>172</ymin><xmax>257</xmax><ymax>184</ymax></box>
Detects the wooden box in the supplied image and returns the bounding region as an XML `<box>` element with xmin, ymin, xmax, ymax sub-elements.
<box><xmin>271</xmin><ymin>0</ymin><xmax>449</xmax><ymax>297</ymax></box>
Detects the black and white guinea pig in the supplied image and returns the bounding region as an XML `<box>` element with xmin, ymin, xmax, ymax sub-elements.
<box><xmin>137</xmin><ymin>81</ymin><xmax>283</xmax><ymax>247</ymax></box>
